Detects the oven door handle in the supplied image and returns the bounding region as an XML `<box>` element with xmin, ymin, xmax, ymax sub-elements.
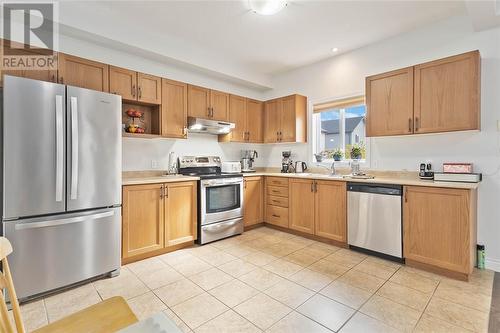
<box><xmin>202</xmin><ymin>181</ymin><xmax>243</xmax><ymax>187</ymax></box>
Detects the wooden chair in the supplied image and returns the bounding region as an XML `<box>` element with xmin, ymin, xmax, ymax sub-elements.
<box><xmin>0</xmin><ymin>237</ymin><xmax>139</xmax><ymax>333</ymax></box>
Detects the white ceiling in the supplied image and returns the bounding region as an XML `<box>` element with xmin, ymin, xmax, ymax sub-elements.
<box><xmin>58</xmin><ymin>1</ymin><xmax>468</xmax><ymax>88</ymax></box>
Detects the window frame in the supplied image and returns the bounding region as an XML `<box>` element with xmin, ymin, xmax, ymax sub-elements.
<box><xmin>310</xmin><ymin>95</ymin><xmax>370</xmax><ymax>168</ymax></box>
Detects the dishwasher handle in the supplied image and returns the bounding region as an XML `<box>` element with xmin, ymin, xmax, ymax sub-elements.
<box><xmin>347</xmin><ymin>183</ymin><xmax>402</xmax><ymax>196</ymax></box>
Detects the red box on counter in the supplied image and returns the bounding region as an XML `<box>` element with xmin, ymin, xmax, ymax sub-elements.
<box><xmin>443</xmin><ymin>163</ymin><xmax>473</xmax><ymax>174</ymax></box>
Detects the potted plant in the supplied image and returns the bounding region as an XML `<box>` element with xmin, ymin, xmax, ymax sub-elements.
<box><xmin>350</xmin><ymin>144</ymin><xmax>364</xmax><ymax>160</ymax></box>
<box><xmin>332</xmin><ymin>149</ymin><xmax>343</xmax><ymax>161</ymax></box>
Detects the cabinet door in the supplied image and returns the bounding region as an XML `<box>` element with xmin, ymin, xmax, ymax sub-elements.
<box><xmin>188</xmin><ymin>85</ymin><xmax>211</xmax><ymax>118</ymax></box>
<box><xmin>244</xmin><ymin>177</ymin><xmax>263</xmax><ymax>226</ymax></box>
<box><xmin>289</xmin><ymin>179</ymin><xmax>315</xmax><ymax>234</ymax></box>
<box><xmin>165</xmin><ymin>181</ymin><xmax>197</xmax><ymax>246</ymax></box>
<box><xmin>227</xmin><ymin>95</ymin><xmax>247</xmax><ymax>142</ymax></box>
<box><xmin>0</xmin><ymin>40</ymin><xmax>58</xmax><ymax>87</ymax></box>
<box><xmin>264</xmin><ymin>99</ymin><xmax>280</xmax><ymax>143</ymax></box>
<box><xmin>403</xmin><ymin>186</ymin><xmax>472</xmax><ymax>274</ymax></box>
<box><xmin>210</xmin><ymin>89</ymin><xmax>230</xmax><ymax>121</ymax></box>
<box><xmin>246</xmin><ymin>99</ymin><xmax>264</xmax><ymax>143</ymax></box>
<box><xmin>366</xmin><ymin>67</ymin><xmax>414</xmax><ymax>137</ymax></box>
<box><xmin>138</xmin><ymin>73</ymin><xmax>162</xmax><ymax>104</ymax></box>
<box><xmin>109</xmin><ymin>66</ymin><xmax>136</xmax><ymax>101</ymax></box>
<box><xmin>122</xmin><ymin>184</ymin><xmax>164</xmax><ymax>259</ymax></box>
<box><xmin>315</xmin><ymin>181</ymin><xmax>346</xmax><ymax>243</ymax></box>
<box><xmin>161</xmin><ymin>78</ymin><xmax>188</xmax><ymax>139</ymax></box>
<box><xmin>58</xmin><ymin>53</ymin><xmax>109</xmax><ymax>92</ymax></box>
<box><xmin>280</xmin><ymin>95</ymin><xmax>297</xmax><ymax>142</ymax></box>
<box><xmin>414</xmin><ymin>51</ymin><xmax>480</xmax><ymax>134</ymax></box>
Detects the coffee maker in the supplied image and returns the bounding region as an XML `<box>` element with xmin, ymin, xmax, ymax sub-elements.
<box><xmin>241</xmin><ymin>150</ymin><xmax>258</xmax><ymax>172</ymax></box>
<box><xmin>281</xmin><ymin>151</ymin><xmax>294</xmax><ymax>173</ymax></box>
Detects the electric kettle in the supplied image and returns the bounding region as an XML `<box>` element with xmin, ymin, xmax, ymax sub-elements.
<box><xmin>295</xmin><ymin>161</ymin><xmax>308</xmax><ymax>173</ymax></box>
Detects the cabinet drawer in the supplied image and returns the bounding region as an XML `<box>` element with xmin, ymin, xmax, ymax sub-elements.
<box><xmin>266</xmin><ymin>205</ymin><xmax>288</xmax><ymax>228</ymax></box>
<box><xmin>267</xmin><ymin>186</ymin><xmax>289</xmax><ymax>197</ymax></box>
<box><xmin>266</xmin><ymin>177</ymin><xmax>289</xmax><ymax>187</ymax></box>
<box><xmin>267</xmin><ymin>195</ymin><xmax>288</xmax><ymax>208</ymax></box>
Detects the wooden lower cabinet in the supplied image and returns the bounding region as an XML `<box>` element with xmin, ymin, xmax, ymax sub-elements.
<box><xmin>165</xmin><ymin>182</ymin><xmax>197</xmax><ymax>246</ymax></box>
<box><xmin>289</xmin><ymin>179</ymin><xmax>315</xmax><ymax>234</ymax></box>
<box><xmin>122</xmin><ymin>184</ymin><xmax>164</xmax><ymax>259</ymax></box>
<box><xmin>403</xmin><ymin>186</ymin><xmax>477</xmax><ymax>279</ymax></box>
<box><xmin>315</xmin><ymin>181</ymin><xmax>347</xmax><ymax>242</ymax></box>
<box><xmin>265</xmin><ymin>177</ymin><xmax>289</xmax><ymax>228</ymax></box>
<box><xmin>289</xmin><ymin>179</ymin><xmax>346</xmax><ymax>240</ymax></box>
<box><xmin>122</xmin><ymin>181</ymin><xmax>197</xmax><ymax>263</ymax></box>
<box><xmin>244</xmin><ymin>177</ymin><xmax>264</xmax><ymax>227</ymax></box>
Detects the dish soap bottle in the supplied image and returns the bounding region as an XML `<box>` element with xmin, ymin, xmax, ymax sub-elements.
<box><xmin>477</xmin><ymin>244</ymin><xmax>485</xmax><ymax>269</ymax></box>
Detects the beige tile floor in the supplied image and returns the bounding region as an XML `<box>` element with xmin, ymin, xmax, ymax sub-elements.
<box><xmin>12</xmin><ymin>226</ymin><xmax>494</xmax><ymax>332</ymax></box>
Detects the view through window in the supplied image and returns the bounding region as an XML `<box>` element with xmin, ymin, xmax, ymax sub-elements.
<box><xmin>314</xmin><ymin>102</ymin><xmax>366</xmax><ymax>161</ymax></box>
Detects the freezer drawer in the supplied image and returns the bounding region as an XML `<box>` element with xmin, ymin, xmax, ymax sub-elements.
<box><xmin>3</xmin><ymin>207</ymin><xmax>121</xmax><ymax>301</ymax></box>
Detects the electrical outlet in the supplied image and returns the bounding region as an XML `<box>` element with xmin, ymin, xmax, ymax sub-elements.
<box><xmin>151</xmin><ymin>160</ymin><xmax>158</xmax><ymax>169</ymax></box>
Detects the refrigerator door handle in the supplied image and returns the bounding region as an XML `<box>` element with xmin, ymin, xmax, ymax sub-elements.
<box><xmin>55</xmin><ymin>95</ymin><xmax>64</xmax><ymax>202</ymax></box>
<box><xmin>14</xmin><ymin>210</ymin><xmax>115</xmax><ymax>230</ymax></box>
<box><xmin>70</xmin><ymin>96</ymin><xmax>79</xmax><ymax>200</ymax></box>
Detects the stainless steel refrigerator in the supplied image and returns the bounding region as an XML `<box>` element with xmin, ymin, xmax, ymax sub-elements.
<box><xmin>1</xmin><ymin>75</ymin><xmax>122</xmax><ymax>302</ymax></box>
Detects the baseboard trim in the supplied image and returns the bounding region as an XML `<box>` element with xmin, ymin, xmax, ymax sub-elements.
<box><xmin>486</xmin><ymin>258</ymin><xmax>500</xmax><ymax>272</ymax></box>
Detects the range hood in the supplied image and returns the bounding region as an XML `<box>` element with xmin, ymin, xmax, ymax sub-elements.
<box><xmin>187</xmin><ymin>117</ymin><xmax>235</xmax><ymax>135</ymax></box>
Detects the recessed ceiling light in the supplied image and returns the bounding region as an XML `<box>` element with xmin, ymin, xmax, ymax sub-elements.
<box><xmin>248</xmin><ymin>0</ymin><xmax>287</xmax><ymax>16</ymax></box>
<box><xmin>332</xmin><ymin>47</ymin><xmax>339</xmax><ymax>53</ymax></box>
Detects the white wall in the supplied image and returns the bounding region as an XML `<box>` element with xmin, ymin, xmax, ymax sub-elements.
<box><xmin>264</xmin><ymin>15</ymin><xmax>500</xmax><ymax>270</ymax></box>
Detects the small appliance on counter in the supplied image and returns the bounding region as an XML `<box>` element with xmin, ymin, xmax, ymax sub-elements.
<box><xmin>241</xmin><ymin>150</ymin><xmax>258</xmax><ymax>172</ymax></box>
<box><xmin>281</xmin><ymin>151</ymin><xmax>294</xmax><ymax>173</ymax></box>
<box><xmin>433</xmin><ymin>162</ymin><xmax>481</xmax><ymax>183</ymax></box>
<box><xmin>295</xmin><ymin>161</ymin><xmax>308</xmax><ymax>173</ymax></box>
<box><xmin>222</xmin><ymin>161</ymin><xmax>242</xmax><ymax>174</ymax></box>
<box><xmin>419</xmin><ymin>163</ymin><xmax>434</xmax><ymax>180</ymax></box>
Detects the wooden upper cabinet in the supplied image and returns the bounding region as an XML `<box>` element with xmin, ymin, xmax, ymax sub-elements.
<box><xmin>161</xmin><ymin>78</ymin><xmax>188</xmax><ymax>139</ymax></box>
<box><xmin>315</xmin><ymin>181</ymin><xmax>346</xmax><ymax>243</ymax></box>
<box><xmin>122</xmin><ymin>184</ymin><xmax>164</xmax><ymax>259</ymax></box>
<box><xmin>244</xmin><ymin>177</ymin><xmax>264</xmax><ymax>226</ymax></box>
<box><xmin>366</xmin><ymin>51</ymin><xmax>481</xmax><ymax>137</ymax></box>
<box><xmin>138</xmin><ymin>73</ymin><xmax>162</xmax><ymax>104</ymax></box>
<box><xmin>264</xmin><ymin>99</ymin><xmax>281</xmax><ymax>143</ymax></box>
<box><xmin>109</xmin><ymin>67</ymin><xmax>161</xmax><ymax>104</ymax></box>
<box><xmin>109</xmin><ymin>66</ymin><xmax>136</xmax><ymax>101</ymax></box>
<box><xmin>289</xmin><ymin>179</ymin><xmax>315</xmax><ymax>234</ymax></box>
<box><xmin>165</xmin><ymin>181</ymin><xmax>197</xmax><ymax>246</ymax></box>
<box><xmin>0</xmin><ymin>39</ymin><xmax>58</xmax><ymax>87</ymax></box>
<box><xmin>366</xmin><ymin>67</ymin><xmax>414</xmax><ymax>137</ymax></box>
<box><xmin>226</xmin><ymin>95</ymin><xmax>247</xmax><ymax>142</ymax></box>
<box><xmin>403</xmin><ymin>186</ymin><xmax>476</xmax><ymax>277</ymax></box>
<box><xmin>246</xmin><ymin>99</ymin><xmax>264</xmax><ymax>143</ymax></box>
<box><xmin>264</xmin><ymin>94</ymin><xmax>307</xmax><ymax>143</ymax></box>
<box><xmin>210</xmin><ymin>90</ymin><xmax>230</xmax><ymax>121</ymax></box>
<box><xmin>188</xmin><ymin>85</ymin><xmax>211</xmax><ymax>118</ymax></box>
<box><xmin>58</xmin><ymin>53</ymin><xmax>109</xmax><ymax>92</ymax></box>
<box><xmin>414</xmin><ymin>51</ymin><xmax>480</xmax><ymax>134</ymax></box>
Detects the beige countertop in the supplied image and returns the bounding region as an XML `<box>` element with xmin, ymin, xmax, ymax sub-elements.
<box><xmin>242</xmin><ymin>171</ymin><xmax>479</xmax><ymax>190</ymax></box>
<box><xmin>122</xmin><ymin>169</ymin><xmax>479</xmax><ymax>189</ymax></box>
<box><xmin>122</xmin><ymin>171</ymin><xmax>199</xmax><ymax>185</ymax></box>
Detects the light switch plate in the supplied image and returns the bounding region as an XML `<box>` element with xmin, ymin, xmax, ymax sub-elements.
<box><xmin>151</xmin><ymin>160</ymin><xmax>159</xmax><ymax>169</ymax></box>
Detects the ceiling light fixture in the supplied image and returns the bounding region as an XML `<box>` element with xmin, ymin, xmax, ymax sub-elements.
<box><xmin>248</xmin><ymin>0</ymin><xmax>287</xmax><ymax>16</ymax></box>
<box><xmin>332</xmin><ymin>47</ymin><xmax>339</xmax><ymax>53</ymax></box>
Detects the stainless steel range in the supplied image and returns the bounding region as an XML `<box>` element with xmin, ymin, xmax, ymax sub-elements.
<box><xmin>179</xmin><ymin>156</ymin><xmax>244</xmax><ymax>244</ymax></box>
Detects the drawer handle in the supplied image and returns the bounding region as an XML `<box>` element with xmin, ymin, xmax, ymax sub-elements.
<box><xmin>272</xmin><ymin>190</ymin><xmax>280</xmax><ymax>193</ymax></box>
<box><xmin>272</xmin><ymin>200</ymin><xmax>280</xmax><ymax>203</ymax></box>
<box><xmin>272</xmin><ymin>214</ymin><xmax>281</xmax><ymax>218</ymax></box>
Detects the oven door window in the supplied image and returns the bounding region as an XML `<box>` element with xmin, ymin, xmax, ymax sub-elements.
<box><xmin>206</xmin><ymin>184</ymin><xmax>240</xmax><ymax>213</ymax></box>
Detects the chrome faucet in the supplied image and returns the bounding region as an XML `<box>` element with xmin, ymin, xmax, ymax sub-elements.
<box><xmin>317</xmin><ymin>162</ymin><xmax>336</xmax><ymax>175</ymax></box>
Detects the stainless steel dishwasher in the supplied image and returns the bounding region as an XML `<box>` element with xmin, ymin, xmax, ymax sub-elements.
<box><xmin>347</xmin><ymin>183</ymin><xmax>403</xmax><ymax>261</ymax></box>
